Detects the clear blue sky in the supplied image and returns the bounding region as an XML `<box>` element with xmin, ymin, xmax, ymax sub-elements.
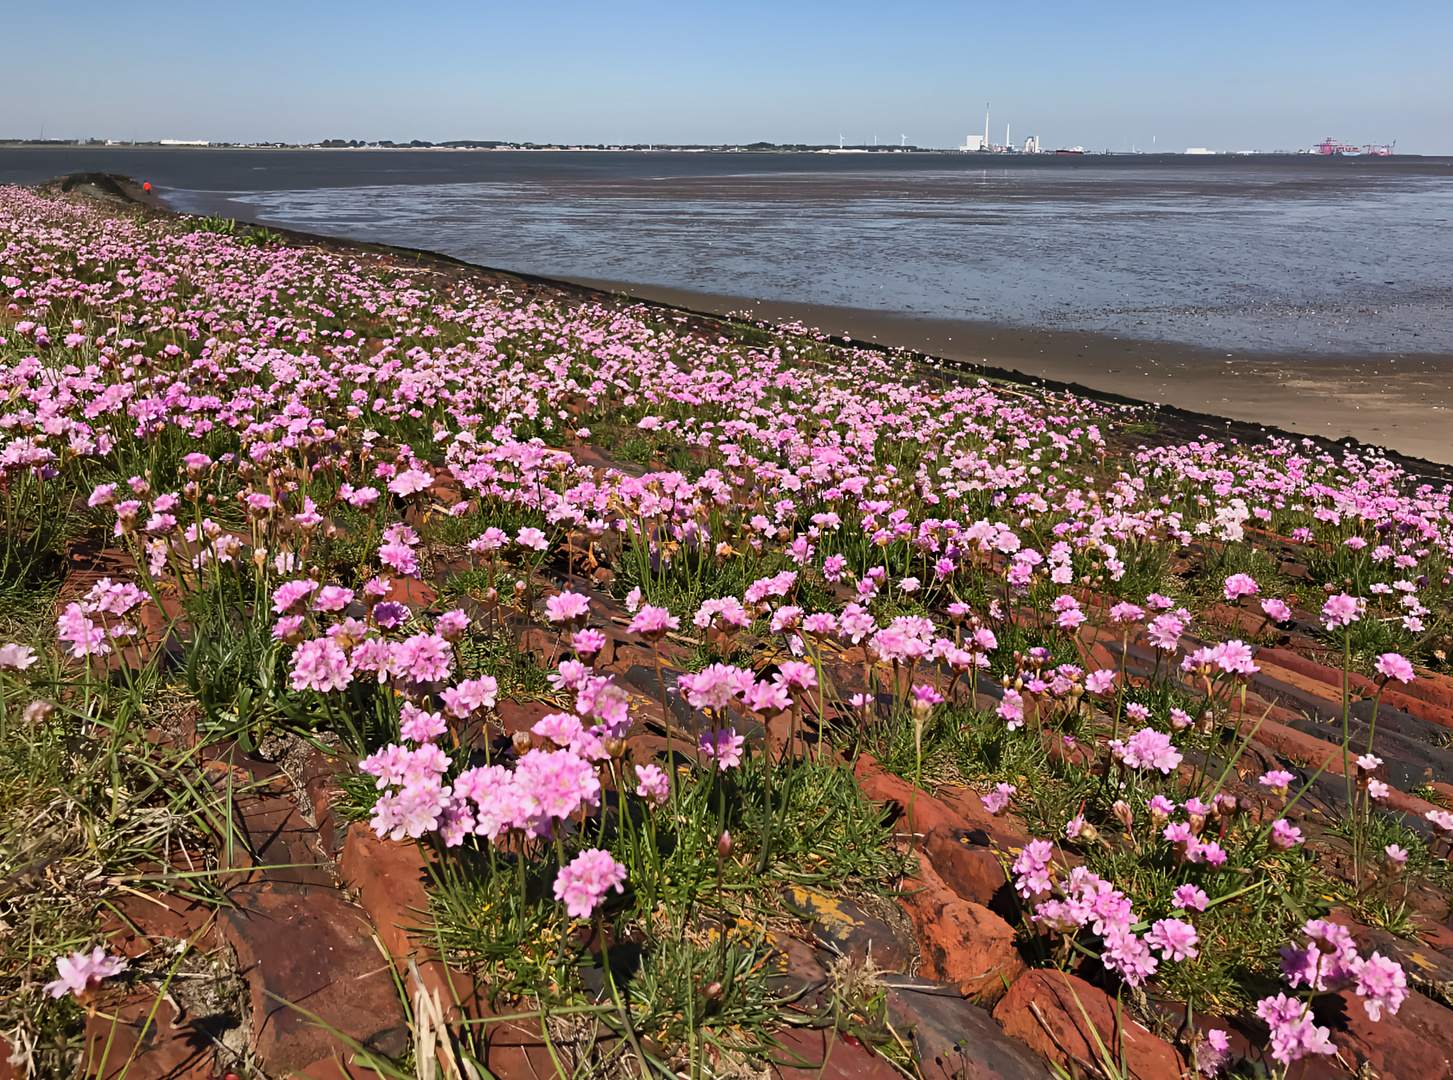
<box><xmin>2</xmin><ymin>0</ymin><xmax>1449</xmax><ymax>153</ymax></box>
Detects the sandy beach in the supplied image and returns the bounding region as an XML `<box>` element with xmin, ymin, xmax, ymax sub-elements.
<box><xmin>565</xmin><ymin>277</ymin><xmax>1453</xmax><ymax>466</ymax></box>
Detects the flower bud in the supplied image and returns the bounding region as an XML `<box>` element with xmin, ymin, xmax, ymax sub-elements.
<box><xmin>1112</xmin><ymin>800</ymin><xmax>1134</xmax><ymax>831</ymax></box>
<box><xmin>602</xmin><ymin>736</ymin><xmax>626</xmax><ymax>760</ymax></box>
<box><xmin>512</xmin><ymin>730</ymin><xmax>533</xmax><ymax>756</ymax></box>
<box><xmin>717</xmin><ymin>831</ymin><xmax>734</xmax><ymax>859</ymax></box>
<box><xmin>703</xmin><ymin>981</ymin><xmax>723</xmax><ymax>1000</ymax></box>
<box><xmin>1188</xmin><ymin>812</ymin><xmax>1207</xmax><ymax>836</ymax></box>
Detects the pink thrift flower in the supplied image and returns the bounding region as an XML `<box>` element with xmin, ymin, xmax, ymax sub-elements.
<box><xmin>1355</xmin><ymin>952</ymin><xmax>1408</xmax><ymax>1021</ymax></box>
<box><xmin>1262</xmin><ymin>598</ymin><xmax>1292</xmax><ymax>623</ymax></box>
<box><xmin>436</xmin><ymin>608</ymin><xmax>470</xmax><ymax>641</ymax></box>
<box><xmin>1223</xmin><ymin>573</ymin><xmax>1260</xmax><ymax>601</ymax></box>
<box><xmin>0</xmin><ymin>643</ymin><xmax>38</xmax><ymax>671</ymax></box>
<box><xmin>775</xmin><ymin>660</ymin><xmax>817</xmax><ymax>691</ymax></box>
<box><xmin>393</xmin><ymin>632</ymin><xmax>453</xmax><ymax>683</ymax></box>
<box><xmin>1122</xmin><ymin>728</ymin><xmax>1183</xmax><ymax>774</ymax></box>
<box><xmin>44</xmin><ymin>947</ymin><xmax>128</xmax><ymax>999</ymax></box>
<box><xmin>1270</xmin><ymin>818</ymin><xmax>1304</xmax><ymax>850</ymax></box>
<box><xmin>1374</xmin><ymin>652</ymin><xmax>1415</xmax><ymax>684</ymax></box>
<box><xmin>1259</xmin><ymin>769</ymin><xmax>1295</xmax><ymax>794</ymax></box>
<box><xmin>628</xmin><ymin>604</ymin><xmax>679</xmax><ymax>642</ymax></box>
<box><xmin>1199</xmin><ymin>1029</ymin><xmax>1232</xmax><ymax>1076</ymax></box>
<box><xmin>1173</xmin><ymin>884</ymin><xmax>1210</xmax><ymax>911</ymax></box>
<box><xmin>271</xmin><ymin>579</ymin><xmax>318</xmax><ymax>615</ymax></box>
<box><xmin>634</xmin><ymin>763</ymin><xmax>670</xmax><ymax>806</ymax></box>
<box><xmin>400</xmin><ymin>703</ymin><xmax>448</xmax><ymax>743</ymax></box>
<box><xmin>700</xmin><ymin>729</ymin><xmax>745</xmax><ymax>771</ymax></box>
<box><xmin>997</xmin><ymin>689</ymin><xmax>1025</xmax><ymax>730</ymax></box>
<box><xmin>1145</xmin><ymin>918</ymin><xmax>1199</xmax><ymax>962</ymax></box>
<box><xmin>545</xmin><ymin>591</ymin><xmax>592</xmax><ymax>625</ymax></box>
<box><xmin>982</xmin><ymin>782</ymin><xmax>1016</xmax><ymax>815</ymax></box>
<box><xmin>313</xmin><ymin>585</ymin><xmax>354</xmax><ymax>612</ymax></box>
<box><xmin>378</xmin><ymin>541</ymin><xmax>419</xmax><ymax>578</ymax></box>
<box><xmin>387</xmin><ymin>468</ymin><xmax>433</xmax><ymax>497</ymax></box>
<box><xmin>553</xmin><ymin>848</ymin><xmax>628</xmax><ymax>918</ymax></box>
<box><xmin>56</xmin><ymin>603</ymin><xmax>112</xmax><ymax>659</ymax></box>
<box><xmin>1321</xmin><ymin>592</ymin><xmax>1364</xmax><ymax>630</ymax></box>
<box><xmin>290</xmin><ymin>638</ymin><xmax>354</xmax><ymax>692</ymax></box>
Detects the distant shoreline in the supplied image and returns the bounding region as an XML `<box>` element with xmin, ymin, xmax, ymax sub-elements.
<box><xmin>5</xmin><ymin>142</ymin><xmax>1451</xmax><ymax>161</ymax></box>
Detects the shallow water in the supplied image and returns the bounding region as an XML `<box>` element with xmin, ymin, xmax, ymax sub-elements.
<box><xmin>6</xmin><ymin>148</ymin><xmax>1453</xmax><ymax>357</ymax></box>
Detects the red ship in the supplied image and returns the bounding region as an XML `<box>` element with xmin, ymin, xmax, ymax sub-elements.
<box><xmin>1315</xmin><ymin>137</ymin><xmax>1395</xmax><ymax>156</ymax></box>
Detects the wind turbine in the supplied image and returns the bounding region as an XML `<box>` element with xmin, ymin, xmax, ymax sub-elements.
<box><xmin>901</xmin><ymin>134</ymin><xmax>907</xmax><ymax>146</ymax></box>
<box><xmin>839</xmin><ymin>134</ymin><xmax>844</xmax><ymax>149</ymax></box>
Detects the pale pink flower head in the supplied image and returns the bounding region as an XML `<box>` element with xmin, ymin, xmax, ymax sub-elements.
<box><xmin>628</xmin><ymin>604</ymin><xmax>679</xmax><ymax>642</ymax></box>
<box><xmin>700</xmin><ymin>729</ymin><xmax>746</xmax><ymax>771</ymax></box>
<box><xmin>1173</xmin><ymin>884</ymin><xmax>1210</xmax><ymax>912</ymax></box>
<box><xmin>1147</xmin><ymin>612</ymin><xmax>1186</xmax><ymax>651</ymax></box>
<box><xmin>44</xmin><ymin>947</ymin><xmax>128</xmax><ymax>999</ymax></box>
<box><xmin>981</xmin><ymin>782</ymin><xmax>1016</xmax><ymax>815</ymax></box>
<box><xmin>1255</xmin><ymin>992</ymin><xmax>1336</xmax><ymax>1066</ymax></box>
<box><xmin>378</xmin><ymin>542</ymin><xmax>419</xmax><ymax>578</ymax></box>
<box><xmin>1199</xmin><ymin>1029</ymin><xmax>1232</xmax><ymax>1076</ymax></box>
<box><xmin>436</xmin><ymin>608</ymin><xmax>470</xmax><ymax>642</ymax></box>
<box><xmin>0</xmin><ymin>643</ymin><xmax>38</xmax><ymax>671</ymax></box>
<box><xmin>393</xmin><ymin>632</ymin><xmax>453</xmax><ymax>684</ymax></box>
<box><xmin>910</xmin><ymin>683</ymin><xmax>944</xmax><ymax>719</ymax></box>
<box><xmin>516</xmin><ymin>527</ymin><xmax>549</xmax><ymax>553</ymax></box>
<box><xmin>272</xmin><ymin>579</ymin><xmax>318</xmax><ymax>615</ymax></box>
<box><xmin>467</xmin><ymin>526</ymin><xmax>508</xmax><ymax>554</ymax></box>
<box><xmin>679</xmin><ymin>663</ymin><xmax>754</xmax><ymax>711</ymax></box>
<box><xmin>400</xmin><ymin>703</ymin><xmax>448</xmax><ymax>743</ymax></box>
<box><xmin>1261</xmin><ymin>597</ymin><xmax>1292</xmax><ymax>623</ymax></box>
<box><xmin>1223</xmin><ymin>573</ymin><xmax>1260</xmax><ymax>601</ymax></box>
<box><xmin>742</xmin><ymin>679</ymin><xmax>791</xmax><ymax>714</ymax></box>
<box><xmin>1259</xmin><ymin>769</ymin><xmax>1295</xmax><ymax>795</ymax></box>
<box><xmin>1374</xmin><ymin>652</ymin><xmax>1415</xmax><ymax>684</ymax></box>
<box><xmin>997</xmin><ymin>688</ymin><xmax>1024</xmax><ymax>730</ymax></box>
<box><xmin>545</xmin><ymin>591</ymin><xmax>592</xmax><ymax>627</ymax></box>
<box><xmin>1321</xmin><ymin>592</ymin><xmax>1364</xmax><ymax>630</ymax></box>
<box><xmin>344</xmin><ymin>485</ymin><xmax>380</xmax><ymax>509</ymax></box>
<box><xmin>1108</xmin><ymin>602</ymin><xmax>1145</xmax><ymax>624</ymax></box>
<box><xmin>1356</xmin><ymin>952</ymin><xmax>1408</xmax><ymax>1022</ymax></box>
<box><xmin>313</xmin><ymin>585</ymin><xmax>354</xmax><ymax>613</ymax></box>
<box><xmin>387</xmin><ymin>468</ymin><xmax>433</xmax><ymax>497</ymax></box>
<box><xmin>1270</xmin><ymin>818</ymin><xmax>1303</xmax><ymax>850</ymax></box>
<box><xmin>290</xmin><ymin>638</ymin><xmax>354</xmax><ymax>693</ymax></box>
<box><xmin>533</xmin><ymin>712</ymin><xmax>585</xmax><ymax>749</ymax></box>
<box><xmin>1121</xmin><ymin>728</ymin><xmax>1183</xmax><ymax>774</ymax></box>
<box><xmin>1085</xmin><ymin>668</ymin><xmax>1116</xmax><ymax>694</ymax></box>
<box><xmin>573</xmin><ymin>628</ymin><xmax>607</xmax><ymax>659</ymax></box>
<box><xmin>775</xmin><ymin>660</ymin><xmax>817</xmax><ymax>691</ymax></box>
<box><xmin>634</xmin><ymin>763</ymin><xmax>670</xmax><ymax>806</ymax></box>
<box><xmin>56</xmin><ymin>604</ymin><xmax>111</xmax><ymax>660</ymax></box>
<box><xmin>1145</xmin><ymin>918</ymin><xmax>1199</xmax><ymax>962</ymax></box>
<box><xmin>553</xmin><ymin>848</ymin><xmax>628</xmax><ymax>918</ymax></box>
<box><xmin>441</xmin><ymin>675</ymin><xmax>499</xmax><ymax>718</ymax></box>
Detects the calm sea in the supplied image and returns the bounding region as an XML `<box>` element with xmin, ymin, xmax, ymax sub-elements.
<box><xmin>4</xmin><ymin>148</ymin><xmax>1453</xmax><ymax>357</ymax></box>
